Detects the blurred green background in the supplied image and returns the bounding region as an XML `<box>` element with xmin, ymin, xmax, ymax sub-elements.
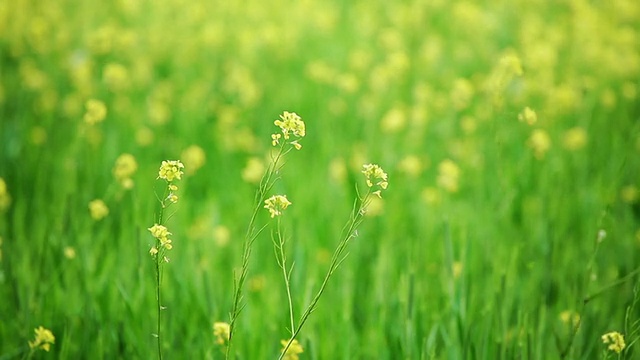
<box><xmin>1</xmin><ymin>0</ymin><xmax>639</xmax><ymax>358</ymax></box>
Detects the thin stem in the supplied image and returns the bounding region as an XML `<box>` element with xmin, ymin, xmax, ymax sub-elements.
<box><xmin>278</xmin><ymin>189</ymin><xmax>372</xmax><ymax>359</ymax></box>
<box><xmin>155</xmin><ymin>253</ymin><xmax>163</xmax><ymax>360</ymax></box>
<box><xmin>272</xmin><ymin>219</ymin><xmax>296</xmax><ymax>337</ymax></box>
<box><xmin>226</xmin><ymin>145</ymin><xmax>289</xmax><ymax>360</ymax></box>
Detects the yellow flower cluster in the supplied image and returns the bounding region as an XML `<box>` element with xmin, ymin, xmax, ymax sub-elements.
<box><xmin>437</xmin><ymin>159</ymin><xmax>461</xmax><ymax>193</ymax></box>
<box><xmin>281</xmin><ymin>339</ymin><xmax>304</xmax><ymax>360</ymax></box>
<box><xmin>361</xmin><ymin>164</ymin><xmax>388</xmax><ymax>198</ymax></box>
<box><xmin>213</xmin><ymin>322</ymin><xmax>230</xmax><ymax>345</ymax></box>
<box><xmin>518</xmin><ymin>106</ymin><xmax>537</xmax><ymax>126</ymax></box>
<box><xmin>88</xmin><ymin>199</ymin><xmax>109</xmax><ymax>220</ymax></box>
<box><xmin>148</xmin><ymin>224</ymin><xmax>173</xmax><ymax>254</ymax></box>
<box><xmin>158</xmin><ymin>160</ymin><xmax>184</xmax><ymax>182</ymax></box>
<box><xmin>601</xmin><ymin>331</ymin><xmax>625</xmax><ymax>354</ymax></box>
<box><xmin>264</xmin><ymin>195</ymin><xmax>292</xmax><ymax>218</ymax></box>
<box><xmin>28</xmin><ymin>326</ymin><xmax>55</xmax><ymax>352</ymax></box>
<box><xmin>83</xmin><ymin>99</ymin><xmax>107</xmax><ymax>125</ymax></box>
<box><xmin>113</xmin><ymin>153</ymin><xmax>138</xmax><ymax>189</ymax></box>
<box><xmin>0</xmin><ymin>177</ymin><xmax>11</xmax><ymax>212</ymax></box>
<box><xmin>272</xmin><ymin>111</ymin><xmax>305</xmax><ymax>150</ymax></box>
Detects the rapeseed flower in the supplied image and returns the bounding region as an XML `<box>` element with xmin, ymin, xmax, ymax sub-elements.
<box><xmin>83</xmin><ymin>99</ymin><xmax>107</xmax><ymax>125</ymax></box>
<box><xmin>88</xmin><ymin>199</ymin><xmax>109</xmax><ymax>220</ymax></box>
<box><xmin>28</xmin><ymin>326</ymin><xmax>55</xmax><ymax>352</ymax></box>
<box><xmin>148</xmin><ymin>224</ymin><xmax>173</xmax><ymax>250</ymax></box>
<box><xmin>437</xmin><ymin>159</ymin><xmax>460</xmax><ymax>193</ymax></box>
<box><xmin>113</xmin><ymin>153</ymin><xmax>138</xmax><ymax>189</ymax></box>
<box><xmin>362</xmin><ymin>164</ymin><xmax>388</xmax><ymax>197</ymax></box>
<box><xmin>563</xmin><ymin>127</ymin><xmax>588</xmax><ymax>151</ymax></box>
<box><xmin>518</xmin><ymin>107</ymin><xmax>537</xmax><ymax>126</ymax></box>
<box><xmin>158</xmin><ymin>160</ymin><xmax>184</xmax><ymax>182</ymax></box>
<box><xmin>601</xmin><ymin>331</ymin><xmax>625</xmax><ymax>354</ymax></box>
<box><xmin>528</xmin><ymin>129</ymin><xmax>551</xmax><ymax>159</ymax></box>
<box><xmin>272</xmin><ymin>111</ymin><xmax>305</xmax><ymax>149</ymax></box>
<box><xmin>213</xmin><ymin>322</ymin><xmax>230</xmax><ymax>345</ymax></box>
<box><xmin>281</xmin><ymin>339</ymin><xmax>304</xmax><ymax>360</ymax></box>
<box><xmin>264</xmin><ymin>195</ymin><xmax>292</xmax><ymax>218</ymax></box>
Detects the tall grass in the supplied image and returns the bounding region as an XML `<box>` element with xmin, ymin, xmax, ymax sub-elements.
<box><xmin>1</xmin><ymin>0</ymin><xmax>639</xmax><ymax>358</ymax></box>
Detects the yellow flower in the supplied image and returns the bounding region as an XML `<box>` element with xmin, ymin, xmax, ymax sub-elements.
<box><xmin>563</xmin><ymin>127</ymin><xmax>588</xmax><ymax>151</ymax></box>
<box><xmin>264</xmin><ymin>195</ymin><xmax>292</xmax><ymax>218</ymax></box>
<box><xmin>361</xmin><ymin>164</ymin><xmax>389</xmax><ymax>193</ymax></box>
<box><xmin>28</xmin><ymin>326</ymin><xmax>55</xmax><ymax>352</ymax></box>
<box><xmin>181</xmin><ymin>145</ymin><xmax>206</xmax><ymax>175</ymax></box>
<box><xmin>158</xmin><ymin>160</ymin><xmax>185</xmax><ymax>182</ymax></box>
<box><xmin>0</xmin><ymin>177</ymin><xmax>11</xmax><ymax>212</ymax></box>
<box><xmin>528</xmin><ymin>129</ymin><xmax>551</xmax><ymax>159</ymax></box>
<box><xmin>83</xmin><ymin>99</ymin><xmax>107</xmax><ymax>125</ymax></box>
<box><xmin>281</xmin><ymin>339</ymin><xmax>304</xmax><ymax>360</ymax></box>
<box><xmin>273</xmin><ymin>111</ymin><xmax>305</xmax><ymax>149</ymax></box>
<box><xmin>88</xmin><ymin>199</ymin><xmax>109</xmax><ymax>220</ymax></box>
<box><xmin>113</xmin><ymin>153</ymin><xmax>138</xmax><ymax>188</ymax></box>
<box><xmin>601</xmin><ymin>331</ymin><xmax>625</xmax><ymax>354</ymax></box>
<box><xmin>437</xmin><ymin>159</ymin><xmax>460</xmax><ymax>193</ymax></box>
<box><xmin>148</xmin><ymin>224</ymin><xmax>173</xmax><ymax>251</ymax></box>
<box><xmin>518</xmin><ymin>107</ymin><xmax>537</xmax><ymax>126</ymax></box>
<box><xmin>213</xmin><ymin>322</ymin><xmax>230</xmax><ymax>345</ymax></box>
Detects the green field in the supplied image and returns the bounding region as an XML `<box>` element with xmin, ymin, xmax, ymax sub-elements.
<box><xmin>1</xmin><ymin>0</ymin><xmax>639</xmax><ymax>358</ymax></box>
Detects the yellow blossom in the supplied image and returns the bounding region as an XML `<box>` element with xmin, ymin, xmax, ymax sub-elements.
<box><xmin>181</xmin><ymin>145</ymin><xmax>206</xmax><ymax>175</ymax></box>
<box><xmin>563</xmin><ymin>127</ymin><xmax>588</xmax><ymax>151</ymax></box>
<box><xmin>264</xmin><ymin>195</ymin><xmax>292</xmax><ymax>218</ymax></box>
<box><xmin>272</xmin><ymin>111</ymin><xmax>305</xmax><ymax>149</ymax></box>
<box><xmin>241</xmin><ymin>157</ymin><xmax>265</xmax><ymax>184</ymax></box>
<box><xmin>362</xmin><ymin>164</ymin><xmax>389</xmax><ymax>194</ymax></box>
<box><xmin>28</xmin><ymin>326</ymin><xmax>55</xmax><ymax>352</ymax></box>
<box><xmin>63</xmin><ymin>246</ymin><xmax>76</xmax><ymax>260</ymax></box>
<box><xmin>281</xmin><ymin>339</ymin><xmax>304</xmax><ymax>360</ymax></box>
<box><xmin>0</xmin><ymin>177</ymin><xmax>11</xmax><ymax>212</ymax></box>
<box><xmin>83</xmin><ymin>99</ymin><xmax>107</xmax><ymax>125</ymax></box>
<box><xmin>437</xmin><ymin>159</ymin><xmax>460</xmax><ymax>193</ymax></box>
<box><xmin>88</xmin><ymin>199</ymin><xmax>109</xmax><ymax>220</ymax></box>
<box><xmin>518</xmin><ymin>106</ymin><xmax>537</xmax><ymax>126</ymax></box>
<box><xmin>158</xmin><ymin>160</ymin><xmax>184</xmax><ymax>182</ymax></box>
<box><xmin>213</xmin><ymin>322</ymin><xmax>230</xmax><ymax>345</ymax></box>
<box><xmin>148</xmin><ymin>224</ymin><xmax>173</xmax><ymax>251</ymax></box>
<box><xmin>113</xmin><ymin>153</ymin><xmax>138</xmax><ymax>188</ymax></box>
<box><xmin>601</xmin><ymin>331</ymin><xmax>625</xmax><ymax>354</ymax></box>
<box><xmin>528</xmin><ymin>129</ymin><xmax>551</xmax><ymax>159</ymax></box>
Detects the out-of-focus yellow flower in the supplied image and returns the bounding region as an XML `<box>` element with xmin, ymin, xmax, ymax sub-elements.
<box><xmin>0</xmin><ymin>178</ymin><xmax>11</xmax><ymax>212</ymax></box>
<box><xmin>381</xmin><ymin>106</ymin><xmax>406</xmax><ymax>133</ymax></box>
<box><xmin>241</xmin><ymin>157</ymin><xmax>265</xmax><ymax>184</ymax></box>
<box><xmin>328</xmin><ymin>157</ymin><xmax>347</xmax><ymax>184</ymax></box>
<box><xmin>113</xmin><ymin>153</ymin><xmax>138</xmax><ymax>189</ymax></box>
<box><xmin>28</xmin><ymin>326</ymin><xmax>55</xmax><ymax>352</ymax></box>
<box><xmin>264</xmin><ymin>195</ymin><xmax>291</xmax><ymax>218</ymax></box>
<box><xmin>601</xmin><ymin>331</ymin><xmax>625</xmax><ymax>354</ymax></box>
<box><xmin>450</xmin><ymin>78</ymin><xmax>474</xmax><ymax>110</ymax></box>
<box><xmin>422</xmin><ymin>187</ymin><xmax>441</xmax><ymax>206</ymax></box>
<box><xmin>559</xmin><ymin>310</ymin><xmax>580</xmax><ymax>327</ymax></box>
<box><xmin>518</xmin><ymin>107</ymin><xmax>537</xmax><ymax>126</ymax></box>
<box><xmin>364</xmin><ymin>196</ymin><xmax>384</xmax><ymax>217</ymax></box>
<box><xmin>63</xmin><ymin>246</ymin><xmax>76</xmax><ymax>260</ymax></box>
<box><xmin>213</xmin><ymin>322</ymin><xmax>230</xmax><ymax>345</ymax></box>
<box><xmin>281</xmin><ymin>339</ymin><xmax>304</xmax><ymax>360</ymax></box>
<box><xmin>103</xmin><ymin>63</ymin><xmax>129</xmax><ymax>92</ymax></box>
<box><xmin>437</xmin><ymin>159</ymin><xmax>460</xmax><ymax>193</ymax></box>
<box><xmin>181</xmin><ymin>145</ymin><xmax>206</xmax><ymax>175</ymax></box>
<box><xmin>158</xmin><ymin>160</ymin><xmax>184</xmax><ymax>182</ymax></box>
<box><xmin>398</xmin><ymin>155</ymin><xmax>423</xmax><ymax>177</ymax></box>
<box><xmin>528</xmin><ymin>129</ymin><xmax>551</xmax><ymax>159</ymax></box>
<box><xmin>83</xmin><ymin>99</ymin><xmax>107</xmax><ymax>125</ymax></box>
<box><xmin>213</xmin><ymin>225</ymin><xmax>230</xmax><ymax>247</ymax></box>
<box><xmin>88</xmin><ymin>199</ymin><xmax>109</xmax><ymax>220</ymax></box>
<box><xmin>563</xmin><ymin>127</ymin><xmax>588</xmax><ymax>151</ymax></box>
<box><xmin>621</xmin><ymin>185</ymin><xmax>639</xmax><ymax>204</ymax></box>
<box><xmin>135</xmin><ymin>127</ymin><xmax>154</xmax><ymax>147</ymax></box>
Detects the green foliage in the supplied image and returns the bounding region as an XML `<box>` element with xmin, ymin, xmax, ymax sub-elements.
<box><xmin>0</xmin><ymin>0</ymin><xmax>639</xmax><ymax>358</ymax></box>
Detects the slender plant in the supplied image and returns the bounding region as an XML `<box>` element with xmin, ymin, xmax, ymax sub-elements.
<box><xmin>148</xmin><ymin>160</ymin><xmax>184</xmax><ymax>360</ymax></box>
<box><xmin>277</xmin><ymin>163</ymin><xmax>388</xmax><ymax>359</ymax></box>
<box><xmin>224</xmin><ymin>111</ymin><xmax>306</xmax><ymax>359</ymax></box>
